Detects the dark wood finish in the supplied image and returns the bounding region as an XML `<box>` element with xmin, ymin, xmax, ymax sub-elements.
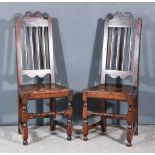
<box><xmin>50</xmin><ymin>98</ymin><xmax>56</xmax><ymax>131</ymax></box>
<box><xmin>15</xmin><ymin>11</ymin><xmax>73</xmax><ymax>145</ymax></box>
<box><xmin>100</xmin><ymin>100</ymin><xmax>106</xmax><ymax>132</ymax></box>
<box><xmin>82</xmin><ymin>12</ymin><xmax>142</xmax><ymax>146</ymax></box>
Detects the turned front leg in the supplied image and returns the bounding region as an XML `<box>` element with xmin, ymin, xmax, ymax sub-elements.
<box><xmin>82</xmin><ymin>93</ymin><xmax>88</xmax><ymax>141</ymax></box>
<box><xmin>127</xmin><ymin>98</ymin><xmax>135</xmax><ymax>147</ymax></box>
<box><xmin>67</xmin><ymin>92</ymin><xmax>73</xmax><ymax>141</ymax></box>
<box><xmin>127</xmin><ymin>123</ymin><xmax>132</xmax><ymax>147</ymax></box>
<box><xmin>21</xmin><ymin>98</ymin><xmax>29</xmax><ymax>145</ymax></box>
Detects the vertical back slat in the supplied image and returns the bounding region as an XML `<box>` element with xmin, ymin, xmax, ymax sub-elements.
<box><xmin>45</xmin><ymin>27</ymin><xmax>49</xmax><ymax>68</ymax></box>
<box><xmin>36</xmin><ymin>27</ymin><xmax>40</xmax><ymax>69</ymax></box>
<box><xmin>24</xmin><ymin>27</ymin><xmax>28</xmax><ymax>69</ymax></box>
<box><xmin>115</xmin><ymin>28</ymin><xmax>121</xmax><ymax>70</ymax></box>
<box><xmin>101</xmin><ymin>17</ymin><xmax>109</xmax><ymax>83</ymax></box>
<box><xmin>109</xmin><ymin>28</ymin><xmax>115</xmax><ymax>69</ymax></box>
<box><xmin>48</xmin><ymin>17</ymin><xmax>55</xmax><ymax>83</ymax></box>
<box><xmin>121</xmin><ymin>28</ymin><xmax>127</xmax><ymax>70</ymax></box>
<box><xmin>42</xmin><ymin>27</ymin><xmax>46</xmax><ymax>69</ymax></box>
<box><xmin>106</xmin><ymin>28</ymin><xmax>111</xmax><ymax>69</ymax></box>
<box><xmin>29</xmin><ymin>27</ymin><xmax>34</xmax><ymax>70</ymax></box>
<box><xmin>128</xmin><ymin>28</ymin><xmax>133</xmax><ymax>71</ymax></box>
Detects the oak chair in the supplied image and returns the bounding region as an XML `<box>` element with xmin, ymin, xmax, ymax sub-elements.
<box><xmin>15</xmin><ymin>11</ymin><xmax>73</xmax><ymax>145</ymax></box>
<box><xmin>82</xmin><ymin>12</ymin><xmax>142</xmax><ymax>146</ymax></box>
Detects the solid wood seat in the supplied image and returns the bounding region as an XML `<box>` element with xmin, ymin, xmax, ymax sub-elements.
<box><xmin>19</xmin><ymin>84</ymin><xmax>71</xmax><ymax>99</ymax></box>
<box><xmin>82</xmin><ymin>12</ymin><xmax>142</xmax><ymax>147</ymax></box>
<box><xmin>84</xmin><ymin>84</ymin><xmax>137</xmax><ymax>101</ymax></box>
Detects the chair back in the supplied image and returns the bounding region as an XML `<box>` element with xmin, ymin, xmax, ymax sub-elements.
<box><xmin>101</xmin><ymin>12</ymin><xmax>142</xmax><ymax>87</ymax></box>
<box><xmin>15</xmin><ymin>11</ymin><xmax>55</xmax><ymax>85</ymax></box>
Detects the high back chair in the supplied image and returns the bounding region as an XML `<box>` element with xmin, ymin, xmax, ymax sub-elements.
<box><xmin>15</xmin><ymin>11</ymin><xmax>73</xmax><ymax>145</ymax></box>
<box><xmin>82</xmin><ymin>12</ymin><xmax>142</xmax><ymax>146</ymax></box>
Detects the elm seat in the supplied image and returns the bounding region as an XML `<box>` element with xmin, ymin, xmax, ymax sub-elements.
<box><xmin>84</xmin><ymin>84</ymin><xmax>137</xmax><ymax>101</ymax></box>
<box><xmin>19</xmin><ymin>84</ymin><xmax>71</xmax><ymax>99</ymax></box>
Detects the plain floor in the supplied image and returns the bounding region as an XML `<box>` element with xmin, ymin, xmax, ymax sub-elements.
<box><xmin>0</xmin><ymin>125</ymin><xmax>154</xmax><ymax>153</ymax></box>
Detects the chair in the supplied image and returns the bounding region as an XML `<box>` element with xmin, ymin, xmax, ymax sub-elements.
<box><xmin>82</xmin><ymin>12</ymin><xmax>142</xmax><ymax>146</ymax></box>
<box><xmin>15</xmin><ymin>11</ymin><xmax>73</xmax><ymax>145</ymax></box>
